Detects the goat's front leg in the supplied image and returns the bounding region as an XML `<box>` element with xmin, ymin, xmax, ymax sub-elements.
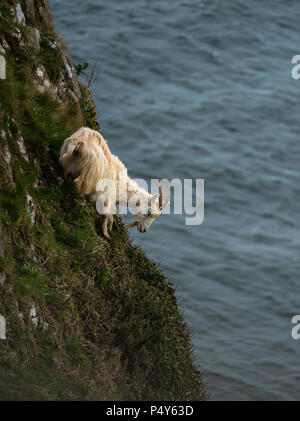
<box><xmin>102</xmin><ymin>214</ymin><xmax>110</xmax><ymax>239</ymax></box>
<box><xmin>108</xmin><ymin>214</ymin><xmax>114</xmax><ymax>232</ymax></box>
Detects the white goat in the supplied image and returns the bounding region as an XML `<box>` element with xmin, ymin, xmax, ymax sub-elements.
<box><xmin>59</xmin><ymin>127</ymin><xmax>170</xmax><ymax>238</ymax></box>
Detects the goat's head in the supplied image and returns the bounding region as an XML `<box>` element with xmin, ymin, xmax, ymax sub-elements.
<box><xmin>128</xmin><ymin>184</ymin><xmax>171</xmax><ymax>233</ymax></box>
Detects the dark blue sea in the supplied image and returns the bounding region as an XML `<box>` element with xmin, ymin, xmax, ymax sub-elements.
<box><xmin>49</xmin><ymin>0</ymin><xmax>300</xmax><ymax>400</ymax></box>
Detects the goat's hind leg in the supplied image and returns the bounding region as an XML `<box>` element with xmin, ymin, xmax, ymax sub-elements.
<box><xmin>97</xmin><ymin>195</ymin><xmax>112</xmax><ymax>239</ymax></box>
<box><xmin>104</xmin><ymin>214</ymin><xmax>116</xmax><ymax>238</ymax></box>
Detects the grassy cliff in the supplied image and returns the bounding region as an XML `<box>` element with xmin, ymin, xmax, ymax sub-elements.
<box><xmin>0</xmin><ymin>0</ymin><xmax>205</xmax><ymax>400</ymax></box>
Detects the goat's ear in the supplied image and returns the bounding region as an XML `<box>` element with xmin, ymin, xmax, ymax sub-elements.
<box><xmin>150</xmin><ymin>193</ymin><xmax>160</xmax><ymax>212</ymax></box>
<box><xmin>128</xmin><ymin>219</ymin><xmax>138</xmax><ymax>228</ymax></box>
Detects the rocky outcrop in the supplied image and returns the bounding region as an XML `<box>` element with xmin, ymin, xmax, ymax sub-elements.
<box><xmin>19</xmin><ymin>0</ymin><xmax>53</xmax><ymax>29</ymax></box>
<box><xmin>0</xmin><ymin>1</ymin><xmax>81</xmax><ymax>104</ymax></box>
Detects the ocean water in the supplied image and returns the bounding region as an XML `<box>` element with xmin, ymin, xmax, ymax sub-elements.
<box><xmin>49</xmin><ymin>0</ymin><xmax>300</xmax><ymax>400</ymax></box>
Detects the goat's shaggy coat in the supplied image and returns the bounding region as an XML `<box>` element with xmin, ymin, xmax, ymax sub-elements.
<box><xmin>59</xmin><ymin>127</ymin><xmax>126</xmax><ymax>201</ymax></box>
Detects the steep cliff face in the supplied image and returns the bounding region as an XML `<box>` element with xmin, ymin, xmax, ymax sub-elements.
<box><xmin>0</xmin><ymin>0</ymin><xmax>205</xmax><ymax>400</ymax></box>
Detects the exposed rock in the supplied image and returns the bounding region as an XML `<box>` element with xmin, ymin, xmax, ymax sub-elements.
<box><xmin>56</xmin><ymin>43</ymin><xmax>81</xmax><ymax>101</ymax></box>
<box><xmin>11</xmin><ymin>28</ymin><xmax>27</xmax><ymax>49</ymax></box>
<box><xmin>0</xmin><ymin>315</ymin><xmax>6</xmax><ymax>340</ymax></box>
<box><xmin>49</xmin><ymin>40</ymin><xmax>57</xmax><ymax>50</ymax></box>
<box><xmin>0</xmin><ymin>225</ymin><xmax>5</xmax><ymax>257</ymax></box>
<box><xmin>35</xmin><ymin>64</ymin><xmax>51</xmax><ymax>93</ymax></box>
<box><xmin>1</xmin><ymin>133</ymin><xmax>14</xmax><ymax>184</ymax></box>
<box><xmin>17</xmin><ymin>135</ymin><xmax>29</xmax><ymax>162</ymax></box>
<box><xmin>37</xmin><ymin>1</ymin><xmax>54</xmax><ymax>29</ymax></box>
<box><xmin>13</xmin><ymin>28</ymin><xmax>22</xmax><ymax>40</ymax></box>
<box><xmin>0</xmin><ymin>38</ymin><xmax>10</xmax><ymax>54</ymax></box>
<box><xmin>3</xmin><ymin>144</ymin><xmax>11</xmax><ymax>166</ymax></box>
<box><xmin>29</xmin><ymin>305</ymin><xmax>38</xmax><ymax>329</ymax></box>
<box><xmin>27</xmin><ymin>27</ymin><xmax>40</xmax><ymax>51</ymax></box>
<box><xmin>20</xmin><ymin>0</ymin><xmax>53</xmax><ymax>29</ymax></box>
<box><xmin>34</xmin><ymin>63</ymin><xmax>81</xmax><ymax>103</ymax></box>
<box><xmin>62</xmin><ymin>54</ymin><xmax>73</xmax><ymax>79</ymax></box>
<box><xmin>16</xmin><ymin>2</ymin><xmax>26</xmax><ymax>25</ymax></box>
<box><xmin>36</xmin><ymin>67</ymin><xmax>44</xmax><ymax>79</ymax></box>
<box><xmin>55</xmin><ymin>79</ymin><xmax>68</xmax><ymax>102</ymax></box>
<box><xmin>19</xmin><ymin>0</ymin><xmax>35</xmax><ymax>25</ymax></box>
<box><xmin>26</xmin><ymin>193</ymin><xmax>36</xmax><ymax>224</ymax></box>
<box><xmin>0</xmin><ymin>55</ymin><xmax>5</xmax><ymax>79</ymax></box>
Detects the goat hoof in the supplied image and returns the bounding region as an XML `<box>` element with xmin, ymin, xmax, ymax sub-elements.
<box><xmin>103</xmin><ymin>232</ymin><xmax>110</xmax><ymax>240</ymax></box>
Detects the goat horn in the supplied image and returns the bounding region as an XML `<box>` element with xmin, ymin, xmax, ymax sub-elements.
<box><xmin>162</xmin><ymin>186</ymin><xmax>171</xmax><ymax>209</ymax></box>
<box><xmin>158</xmin><ymin>184</ymin><xmax>163</xmax><ymax>210</ymax></box>
<box><xmin>154</xmin><ymin>181</ymin><xmax>171</xmax><ymax>210</ymax></box>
